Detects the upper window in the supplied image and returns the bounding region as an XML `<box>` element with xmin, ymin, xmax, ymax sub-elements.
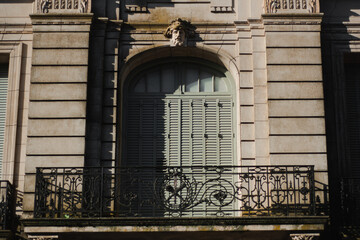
<box><xmin>122</xmin><ymin>59</ymin><xmax>235</xmax><ymax>216</ymax></box>
<box><xmin>129</xmin><ymin>62</ymin><xmax>230</xmax><ymax>94</ymax></box>
<box><xmin>123</xmin><ymin>59</ymin><xmax>235</xmax><ymax>168</ymax></box>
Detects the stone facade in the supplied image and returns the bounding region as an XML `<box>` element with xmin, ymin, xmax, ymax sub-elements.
<box><xmin>0</xmin><ymin>0</ymin><xmax>359</xmax><ymax>239</ymax></box>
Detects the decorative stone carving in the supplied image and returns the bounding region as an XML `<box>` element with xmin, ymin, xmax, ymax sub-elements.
<box><xmin>37</xmin><ymin>0</ymin><xmax>90</xmax><ymax>13</ymax></box>
<box><xmin>125</xmin><ymin>0</ymin><xmax>147</xmax><ymax>13</ymax></box>
<box><xmin>302</xmin><ymin>0</ymin><xmax>307</xmax><ymax>9</ymax></box>
<box><xmin>211</xmin><ymin>0</ymin><xmax>233</xmax><ymax>13</ymax></box>
<box><xmin>40</xmin><ymin>0</ymin><xmax>51</xmax><ymax>13</ymax></box>
<box><xmin>308</xmin><ymin>0</ymin><xmax>317</xmax><ymax>13</ymax></box>
<box><xmin>79</xmin><ymin>0</ymin><xmax>88</xmax><ymax>13</ymax></box>
<box><xmin>290</xmin><ymin>233</ymin><xmax>320</xmax><ymax>240</ymax></box>
<box><xmin>265</xmin><ymin>0</ymin><xmax>319</xmax><ymax>13</ymax></box>
<box><xmin>265</xmin><ymin>0</ymin><xmax>279</xmax><ymax>13</ymax></box>
<box><xmin>289</xmin><ymin>0</ymin><xmax>294</xmax><ymax>9</ymax></box>
<box><xmin>164</xmin><ymin>18</ymin><xmax>196</xmax><ymax>47</ymax></box>
<box><xmin>283</xmin><ymin>0</ymin><xmax>288</xmax><ymax>9</ymax></box>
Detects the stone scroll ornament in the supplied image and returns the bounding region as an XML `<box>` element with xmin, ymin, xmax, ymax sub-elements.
<box><xmin>265</xmin><ymin>0</ymin><xmax>280</xmax><ymax>13</ymax></box>
<box><xmin>79</xmin><ymin>0</ymin><xmax>88</xmax><ymax>13</ymax></box>
<box><xmin>308</xmin><ymin>0</ymin><xmax>317</xmax><ymax>13</ymax></box>
<box><xmin>164</xmin><ymin>18</ymin><xmax>196</xmax><ymax>47</ymax></box>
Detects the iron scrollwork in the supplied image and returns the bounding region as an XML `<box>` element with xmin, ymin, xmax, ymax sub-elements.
<box><xmin>34</xmin><ymin>165</ymin><xmax>329</xmax><ymax>218</ymax></box>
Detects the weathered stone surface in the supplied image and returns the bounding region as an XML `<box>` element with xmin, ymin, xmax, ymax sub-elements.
<box><xmin>268</xmin><ymin>82</ymin><xmax>323</xmax><ymax>99</ymax></box>
<box><xmin>270</xmin><ymin>118</ymin><xmax>325</xmax><ymax>134</ymax></box>
<box><xmin>33</xmin><ymin>33</ymin><xmax>89</xmax><ymax>48</ymax></box>
<box><xmin>240</xmin><ymin>106</ymin><xmax>255</xmax><ymax>123</ymax></box>
<box><xmin>29</xmin><ymin>102</ymin><xmax>86</xmax><ymax>118</ymax></box>
<box><xmin>31</xmin><ymin>66</ymin><xmax>88</xmax><ymax>83</ymax></box>
<box><xmin>270</xmin><ymin>136</ymin><xmax>327</xmax><ymax>153</ymax></box>
<box><xmin>267</xmin><ymin>48</ymin><xmax>322</xmax><ymax>64</ymax></box>
<box><xmin>32</xmin><ymin>49</ymin><xmax>89</xmax><ymax>65</ymax></box>
<box><xmin>241</xmin><ymin>141</ymin><xmax>255</xmax><ymax>159</ymax></box>
<box><xmin>30</xmin><ymin>84</ymin><xmax>87</xmax><ymax>100</ymax></box>
<box><xmin>267</xmin><ymin>65</ymin><xmax>323</xmax><ymax>81</ymax></box>
<box><xmin>269</xmin><ymin>100</ymin><xmax>324</xmax><ymax>117</ymax></box>
<box><xmin>240</xmin><ymin>89</ymin><xmax>254</xmax><ymax>105</ymax></box>
<box><xmin>266</xmin><ymin>32</ymin><xmax>321</xmax><ymax>47</ymax></box>
<box><xmin>27</xmin><ymin>137</ymin><xmax>85</xmax><ymax>155</ymax></box>
<box><xmin>28</xmin><ymin>119</ymin><xmax>86</xmax><ymax>136</ymax></box>
<box><xmin>241</xmin><ymin>124</ymin><xmax>255</xmax><ymax>140</ymax></box>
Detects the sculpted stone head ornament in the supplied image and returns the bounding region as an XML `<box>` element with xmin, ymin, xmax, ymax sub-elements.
<box><xmin>164</xmin><ymin>18</ymin><xmax>196</xmax><ymax>47</ymax></box>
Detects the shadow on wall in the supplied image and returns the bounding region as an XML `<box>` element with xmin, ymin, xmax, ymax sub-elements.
<box><xmin>320</xmin><ymin>0</ymin><xmax>360</xmax><ymax>238</ymax></box>
<box><xmin>321</xmin><ymin>0</ymin><xmax>360</xmax><ymax>21</ymax></box>
<box><xmin>86</xmin><ymin>0</ymin><xmax>203</xmax><ymax>168</ymax></box>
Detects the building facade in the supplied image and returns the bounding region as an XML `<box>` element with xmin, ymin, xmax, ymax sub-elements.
<box><xmin>0</xmin><ymin>0</ymin><xmax>358</xmax><ymax>239</ymax></box>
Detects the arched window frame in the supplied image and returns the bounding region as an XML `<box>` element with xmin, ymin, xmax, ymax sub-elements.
<box><xmin>120</xmin><ymin>58</ymin><xmax>237</xmax><ymax>167</ymax></box>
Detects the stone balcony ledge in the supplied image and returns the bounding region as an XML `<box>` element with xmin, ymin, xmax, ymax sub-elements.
<box><xmin>22</xmin><ymin>216</ymin><xmax>329</xmax><ymax>234</ymax></box>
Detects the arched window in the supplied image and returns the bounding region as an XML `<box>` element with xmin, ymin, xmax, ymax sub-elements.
<box><xmin>121</xmin><ymin>59</ymin><xmax>236</xmax><ymax>217</ymax></box>
<box><xmin>123</xmin><ymin>59</ymin><xmax>235</xmax><ymax>168</ymax></box>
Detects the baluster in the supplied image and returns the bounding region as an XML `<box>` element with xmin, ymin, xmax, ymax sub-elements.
<box><xmin>289</xmin><ymin>0</ymin><xmax>294</xmax><ymax>9</ymax></box>
<box><xmin>283</xmin><ymin>0</ymin><xmax>288</xmax><ymax>9</ymax></box>
<box><xmin>302</xmin><ymin>0</ymin><xmax>307</xmax><ymax>9</ymax></box>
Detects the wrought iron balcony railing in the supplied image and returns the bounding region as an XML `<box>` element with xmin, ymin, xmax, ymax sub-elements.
<box><xmin>0</xmin><ymin>181</ymin><xmax>15</xmax><ymax>230</ymax></box>
<box><xmin>34</xmin><ymin>165</ymin><xmax>329</xmax><ymax>218</ymax></box>
<box><xmin>341</xmin><ymin>178</ymin><xmax>360</xmax><ymax>227</ymax></box>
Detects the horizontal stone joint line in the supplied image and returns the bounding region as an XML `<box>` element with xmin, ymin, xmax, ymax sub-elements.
<box><xmin>268</xmin><ymin>98</ymin><xmax>324</xmax><ymax>101</ymax></box>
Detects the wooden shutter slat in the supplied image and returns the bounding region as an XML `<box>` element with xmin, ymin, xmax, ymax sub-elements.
<box><xmin>0</xmin><ymin>64</ymin><xmax>9</xmax><ymax>177</ymax></box>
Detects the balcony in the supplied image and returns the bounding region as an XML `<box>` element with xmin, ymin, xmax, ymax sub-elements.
<box><xmin>340</xmin><ymin>178</ymin><xmax>360</xmax><ymax>238</ymax></box>
<box><xmin>34</xmin><ymin>165</ymin><xmax>328</xmax><ymax>219</ymax></box>
<box><xmin>0</xmin><ymin>181</ymin><xmax>17</xmax><ymax>239</ymax></box>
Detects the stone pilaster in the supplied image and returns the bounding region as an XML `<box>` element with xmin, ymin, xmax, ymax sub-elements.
<box><xmin>23</xmin><ymin>13</ymin><xmax>93</xmax><ymax>217</ymax></box>
<box><xmin>263</xmin><ymin>14</ymin><xmax>327</xmax><ymax>174</ymax></box>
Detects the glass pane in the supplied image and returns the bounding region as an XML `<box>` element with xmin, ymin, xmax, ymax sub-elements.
<box><xmin>147</xmin><ymin>71</ymin><xmax>160</xmax><ymax>92</ymax></box>
<box><xmin>215</xmin><ymin>76</ymin><xmax>228</xmax><ymax>92</ymax></box>
<box><xmin>161</xmin><ymin>68</ymin><xmax>175</xmax><ymax>93</ymax></box>
<box><xmin>200</xmin><ymin>71</ymin><xmax>213</xmax><ymax>92</ymax></box>
<box><xmin>185</xmin><ymin>68</ymin><xmax>198</xmax><ymax>92</ymax></box>
<box><xmin>134</xmin><ymin>76</ymin><xmax>146</xmax><ymax>92</ymax></box>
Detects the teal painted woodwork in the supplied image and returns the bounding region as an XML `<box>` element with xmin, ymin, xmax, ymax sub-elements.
<box><xmin>0</xmin><ymin>64</ymin><xmax>9</xmax><ymax>178</ymax></box>
<box><xmin>123</xmin><ymin>60</ymin><xmax>236</xmax><ymax>216</ymax></box>
<box><xmin>124</xmin><ymin>61</ymin><xmax>234</xmax><ymax>168</ymax></box>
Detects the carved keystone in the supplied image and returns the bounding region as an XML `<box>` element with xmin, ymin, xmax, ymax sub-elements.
<box><xmin>164</xmin><ymin>18</ymin><xmax>196</xmax><ymax>47</ymax></box>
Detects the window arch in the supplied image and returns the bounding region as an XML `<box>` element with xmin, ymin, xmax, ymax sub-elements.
<box><xmin>130</xmin><ymin>63</ymin><xmax>230</xmax><ymax>94</ymax></box>
<box><xmin>122</xmin><ymin>59</ymin><xmax>236</xmax><ymax>168</ymax></box>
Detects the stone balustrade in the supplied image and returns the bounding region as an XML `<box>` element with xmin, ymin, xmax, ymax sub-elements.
<box><xmin>264</xmin><ymin>0</ymin><xmax>319</xmax><ymax>14</ymax></box>
<box><xmin>36</xmin><ymin>0</ymin><xmax>91</xmax><ymax>14</ymax></box>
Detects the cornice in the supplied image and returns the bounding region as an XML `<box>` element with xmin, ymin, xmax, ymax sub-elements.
<box><xmin>30</xmin><ymin>13</ymin><xmax>93</xmax><ymax>25</ymax></box>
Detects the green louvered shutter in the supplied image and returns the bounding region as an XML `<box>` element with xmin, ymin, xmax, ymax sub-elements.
<box><xmin>0</xmin><ymin>64</ymin><xmax>8</xmax><ymax>178</ymax></box>
<box><xmin>124</xmin><ymin>61</ymin><xmax>235</xmax><ymax>216</ymax></box>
